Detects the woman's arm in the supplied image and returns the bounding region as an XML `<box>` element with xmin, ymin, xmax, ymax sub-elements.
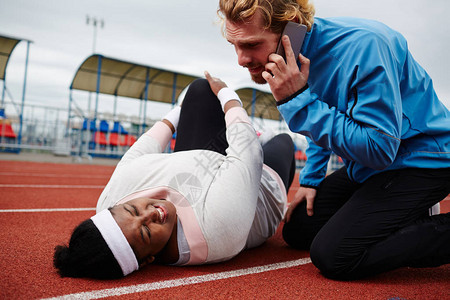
<box><xmin>118</xmin><ymin>106</ymin><xmax>180</xmax><ymax>165</ymax></box>
<box><xmin>200</xmin><ymin>72</ymin><xmax>264</xmax><ymax>261</ymax></box>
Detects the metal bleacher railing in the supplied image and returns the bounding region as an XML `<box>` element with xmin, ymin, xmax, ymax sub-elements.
<box><xmin>0</xmin><ymin>100</ymin><xmax>145</xmax><ymax>159</ymax></box>
<box><xmin>1</xmin><ymin>102</ymin><xmax>67</xmax><ymax>153</ymax></box>
<box><xmin>71</xmin><ymin>112</ymin><xmax>142</xmax><ymax>160</ymax></box>
<box><xmin>0</xmin><ymin>100</ymin><xmax>344</xmax><ymax>172</ymax></box>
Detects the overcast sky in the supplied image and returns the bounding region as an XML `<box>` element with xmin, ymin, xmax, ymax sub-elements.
<box><xmin>1</xmin><ymin>0</ymin><xmax>449</xmax><ymax>124</ymax></box>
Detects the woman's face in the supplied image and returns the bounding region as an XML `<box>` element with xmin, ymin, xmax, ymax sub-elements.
<box><xmin>110</xmin><ymin>197</ymin><xmax>177</xmax><ymax>262</ymax></box>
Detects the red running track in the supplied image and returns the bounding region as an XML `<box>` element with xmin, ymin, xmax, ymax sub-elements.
<box><xmin>0</xmin><ymin>160</ymin><xmax>448</xmax><ymax>299</ymax></box>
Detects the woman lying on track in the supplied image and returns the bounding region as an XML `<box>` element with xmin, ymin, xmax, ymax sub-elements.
<box><xmin>53</xmin><ymin>72</ymin><xmax>296</xmax><ymax>279</ymax></box>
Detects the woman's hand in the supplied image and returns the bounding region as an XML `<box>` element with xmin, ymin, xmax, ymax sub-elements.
<box><xmin>205</xmin><ymin>71</ymin><xmax>242</xmax><ymax>113</ymax></box>
<box><xmin>205</xmin><ymin>71</ymin><xmax>227</xmax><ymax>96</ymax></box>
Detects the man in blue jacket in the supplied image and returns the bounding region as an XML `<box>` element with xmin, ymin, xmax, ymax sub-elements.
<box><xmin>219</xmin><ymin>0</ymin><xmax>450</xmax><ymax>280</ymax></box>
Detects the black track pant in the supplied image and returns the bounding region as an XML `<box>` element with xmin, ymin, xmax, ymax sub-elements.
<box><xmin>283</xmin><ymin>166</ymin><xmax>450</xmax><ymax>280</ymax></box>
<box><xmin>174</xmin><ymin>78</ymin><xmax>295</xmax><ymax>190</ymax></box>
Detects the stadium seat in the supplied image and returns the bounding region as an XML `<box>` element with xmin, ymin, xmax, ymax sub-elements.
<box><xmin>0</xmin><ymin>121</ymin><xmax>17</xmax><ymax>138</ymax></box>
<box><xmin>82</xmin><ymin>119</ymin><xmax>97</xmax><ymax>132</ymax></box>
<box><xmin>109</xmin><ymin>132</ymin><xmax>120</xmax><ymax>147</ymax></box>
<box><xmin>295</xmin><ymin>150</ymin><xmax>307</xmax><ymax>161</ymax></box>
<box><xmin>99</xmin><ymin>120</ymin><xmax>109</xmax><ymax>133</ymax></box>
<box><xmin>111</xmin><ymin>121</ymin><xmax>128</xmax><ymax>135</ymax></box>
<box><xmin>126</xmin><ymin>135</ymin><xmax>136</xmax><ymax>146</ymax></box>
<box><xmin>94</xmin><ymin>132</ymin><xmax>107</xmax><ymax>146</ymax></box>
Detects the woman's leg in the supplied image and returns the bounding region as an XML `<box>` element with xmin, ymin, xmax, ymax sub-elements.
<box><xmin>262</xmin><ymin>133</ymin><xmax>296</xmax><ymax>192</ymax></box>
<box><xmin>174</xmin><ymin>78</ymin><xmax>228</xmax><ymax>155</ymax></box>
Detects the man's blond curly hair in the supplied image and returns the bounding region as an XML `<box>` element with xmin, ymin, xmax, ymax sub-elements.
<box><xmin>218</xmin><ymin>0</ymin><xmax>315</xmax><ymax>34</ymax></box>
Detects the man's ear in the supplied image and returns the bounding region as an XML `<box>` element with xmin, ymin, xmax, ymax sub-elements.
<box><xmin>140</xmin><ymin>256</ymin><xmax>155</xmax><ymax>268</ymax></box>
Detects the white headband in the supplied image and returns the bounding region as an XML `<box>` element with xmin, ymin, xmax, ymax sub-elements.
<box><xmin>91</xmin><ymin>209</ymin><xmax>139</xmax><ymax>276</ymax></box>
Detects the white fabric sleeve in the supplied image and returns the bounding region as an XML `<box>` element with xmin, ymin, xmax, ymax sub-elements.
<box><xmin>118</xmin><ymin>122</ymin><xmax>172</xmax><ymax>166</ymax></box>
<box><xmin>217</xmin><ymin>88</ymin><xmax>242</xmax><ymax>111</ymax></box>
<box><xmin>200</xmin><ymin>113</ymin><xmax>263</xmax><ymax>263</ymax></box>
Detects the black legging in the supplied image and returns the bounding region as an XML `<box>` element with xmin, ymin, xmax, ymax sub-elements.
<box><xmin>174</xmin><ymin>78</ymin><xmax>295</xmax><ymax>190</ymax></box>
<box><xmin>174</xmin><ymin>78</ymin><xmax>228</xmax><ymax>155</ymax></box>
<box><xmin>262</xmin><ymin>133</ymin><xmax>296</xmax><ymax>192</ymax></box>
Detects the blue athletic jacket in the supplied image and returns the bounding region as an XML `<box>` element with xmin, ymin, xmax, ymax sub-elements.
<box><xmin>277</xmin><ymin>17</ymin><xmax>450</xmax><ymax>186</ymax></box>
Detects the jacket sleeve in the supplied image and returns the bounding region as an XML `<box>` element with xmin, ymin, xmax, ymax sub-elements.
<box><xmin>278</xmin><ymin>35</ymin><xmax>403</xmax><ymax>171</ymax></box>
<box><xmin>299</xmin><ymin>137</ymin><xmax>331</xmax><ymax>187</ymax></box>
<box><xmin>118</xmin><ymin>121</ymin><xmax>173</xmax><ymax>166</ymax></box>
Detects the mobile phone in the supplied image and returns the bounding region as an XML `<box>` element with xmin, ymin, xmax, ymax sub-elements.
<box><xmin>275</xmin><ymin>21</ymin><xmax>307</xmax><ymax>62</ymax></box>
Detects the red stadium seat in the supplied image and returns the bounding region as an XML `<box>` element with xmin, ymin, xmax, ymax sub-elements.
<box><xmin>119</xmin><ymin>134</ymin><xmax>129</xmax><ymax>146</ymax></box>
<box><xmin>94</xmin><ymin>132</ymin><xmax>107</xmax><ymax>146</ymax></box>
<box><xmin>295</xmin><ymin>150</ymin><xmax>307</xmax><ymax>161</ymax></box>
<box><xmin>109</xmin><ymin>132</ymin><xmax>119</xmax><ymax>146</ymax></box>
<box><xmin>127</xmin><ymin>135</ymin><xmax>137</xmax><ymax>146</ymax></box>
<box><xmin>0</xmin><ymin>122</ymin><xmax>17</xmax><ymax>138</ymax></box>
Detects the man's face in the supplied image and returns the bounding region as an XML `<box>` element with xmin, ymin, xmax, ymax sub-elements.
<box><xmin>225</xmin><ymin>10</ymin><xmax>279</xmax><ymax>84</ymax></box>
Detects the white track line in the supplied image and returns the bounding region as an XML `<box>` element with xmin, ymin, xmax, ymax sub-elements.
<box><xmin>0</xmin><ymin>172</ymin><xmax>109</xmax><ymax>178</ymax></box>
<box><xmin>0</xmin><ymin>184</ymin><xmax>104</xmax><ymax>188</ymax></box>
<box><xmin>42</xmin><ymin>257</ymin><xmax>311</xmax><ymax>300</ymax></box>
<box><xmin>0</xmin><ymin>208</ymin><xmax>95</xmax><ymax>213</ymax></box>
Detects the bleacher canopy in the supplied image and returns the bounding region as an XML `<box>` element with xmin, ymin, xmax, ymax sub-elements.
<box><xmin>70</xmin><ymin>54</ymin><xmax>280</xmax><ymax>121</ymax></box>
<box><xmin>236</xmin><ymin>87</ymin><xmax>279</xmax><ymax>121</ymax></box>
<box><xmin>70</xmin><ymin>54</ymin><xmax>199</xmax><ymax>104</ymax></box>
<box><xmin>0</xmin><ymin>35</ymin><xmax>25</xmax><ymax>81</ymax></box>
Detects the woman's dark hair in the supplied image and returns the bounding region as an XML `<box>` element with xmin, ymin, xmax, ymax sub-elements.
<box><xmin>53</xmin><ymin>219</ymin><xmax>123</xmax><ymax>279</ymax></box>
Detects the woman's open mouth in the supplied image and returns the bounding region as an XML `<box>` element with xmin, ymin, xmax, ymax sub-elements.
<box><xmin>154</xmin><ymin>205</ymin><xmax>167</xmax><ymax>223</ymax></box>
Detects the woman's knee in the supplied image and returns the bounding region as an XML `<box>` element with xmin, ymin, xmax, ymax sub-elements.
<box><xmin>189</xmin><ymin>78</ymin><xmax>210</xmax><ymax>91</ymax></box>
<box><xmin>271</xmin><ymin>133</ymin><xmax>294</xmax><ymax>149</ymax></box>
<box><xmin>180</xmin><ymin>78</ymin><xmax>221</xmax><ymax>116</ymax></box>
<box><xmin>183</xmin><ymin>79</ymin><xmax>214</xmax><ymax>103</ymax></box>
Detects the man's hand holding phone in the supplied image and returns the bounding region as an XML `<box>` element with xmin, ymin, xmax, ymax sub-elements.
<box><xmin>262</xmin><ymin>35</ymin><xmax>310</xmax><ymax>101</ymax></box>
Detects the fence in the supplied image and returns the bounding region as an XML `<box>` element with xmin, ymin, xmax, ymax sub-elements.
<box><xmin>0</xmin><ymin>100</ymin><xmax>344</xmax><ymax>173</ymax></box>
<box><xmin>0</xmin><ymin>99</ymin><xmax>165</xmax><ymax>160</ymax></box>
<box><xmin>0</xmin><ymin>101</ymin><xmax>67</xmax><ymax>153</ymax></box>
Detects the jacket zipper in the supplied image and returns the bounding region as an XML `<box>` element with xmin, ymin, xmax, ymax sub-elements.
<box><xmin>349</xmin><ymin>87</ymin><xmax>358</xmax><ymax>119</ymax></box>
<box><xmin>347</xmin><ymin>87</ymin><xmax>358</xmax><ymax>181</ymax></box>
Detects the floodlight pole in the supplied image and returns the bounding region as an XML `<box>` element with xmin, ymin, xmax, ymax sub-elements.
<box><xmin>86</xmin><ymin>15</ymin><xmax>104</xmax><ymax>119</ymax></box>
<box><xmin>86</xmin><ymin>15</ymin><xmax>104</xmax><ymax>53</ymax></box>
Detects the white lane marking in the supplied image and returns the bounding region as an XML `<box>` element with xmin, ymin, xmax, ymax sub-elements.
<box><xmin>0</xmin><ymin>172</ymin><xmax>109</xmax><ymax>178</ymax></box>
<box><xmin>0</xmin><ymin>208</ymin><xmax>96</xmax><ymax>213</ymax></box>
<box><xmin>0</xmin><ymin>184</ymin><xmax>104</xmax><ymax>188</ymax></box>
<box><xmin>42</xmin><ymin>258</ymin><xmax>312</xmax><ymax>300</ymax></box>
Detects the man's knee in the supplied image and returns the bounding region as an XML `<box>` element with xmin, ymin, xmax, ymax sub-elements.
<box><xmin>282</xmin><ymin>222</ymin><xmax>315</xmax><ymax>250</ymax></box>
<box><xmin>282</xmin><ymin>203</ymin><xmax>319</xmax><ymax>250</ymax></box>
<box><xmin>310</xmin><ymin>234</ymin><xmax>363</xmax><ymax>280</ymax></box>
<box><xmin>309</xmin><ymin>236</ymin><xmax>337</xmax><ymax>277</ymax></box>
